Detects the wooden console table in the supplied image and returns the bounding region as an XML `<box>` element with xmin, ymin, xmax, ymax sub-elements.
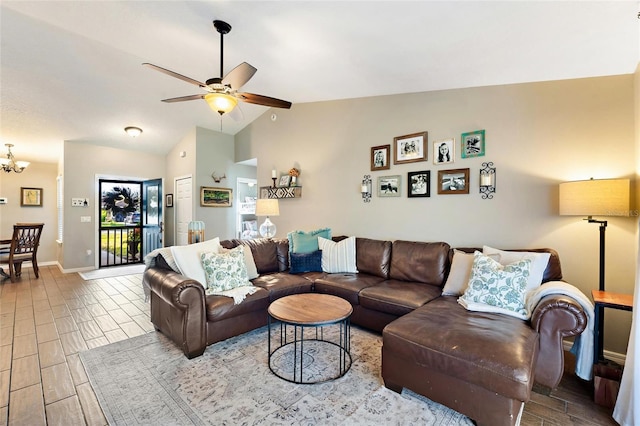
<box><xmin>592</xmin><ymin>290</ymin><xmax>633</xmax><ymax>364</ymax></box>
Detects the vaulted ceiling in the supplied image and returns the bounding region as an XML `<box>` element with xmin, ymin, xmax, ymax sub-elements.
<box><xmin>1</xmin><ymin>1</ymin><xmax>638</xmax><ymax>164</ymax></box>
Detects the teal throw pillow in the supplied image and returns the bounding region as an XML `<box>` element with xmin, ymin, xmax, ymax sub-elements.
<box><xmin>287</xmin><ymin>228</ymin><xmax>331</xmax><ymax>254</ymax></box>
<box><xmin>458</xmin><ymin>251</ymin><xmax>532</xmax><ymax>319</ymax></box>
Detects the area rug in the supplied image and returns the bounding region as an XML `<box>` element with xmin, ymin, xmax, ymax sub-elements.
<box><xmin>79</xmin><ymin>264</ymin><xmax>145</xmax><ymax>280</ymax></box>
<box><xmin>79</xmin><ymin>325</ymin><xmax>473</xmax><ymax>425</ymax></box>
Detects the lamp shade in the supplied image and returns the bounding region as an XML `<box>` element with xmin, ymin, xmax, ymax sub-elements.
<box><xmin>204</xmin><ymin>93</ymin><xmax>238</xmax><ymax>114</ymax></box>
<box><xmin>559</xmin><ymin>178</ymin><xmax>630</xmax><ymax>217</ymax></box>
<box><xmin>255</xmin><ymin>199</ymin><xmax>280</xmax><ymax>217</ymax></box>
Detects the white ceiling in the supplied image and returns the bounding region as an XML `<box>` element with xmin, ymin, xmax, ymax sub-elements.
<box><xmin>1</xmin><ymin>1</ymin><xmax>638</xmax><ymax>164</ymax></box>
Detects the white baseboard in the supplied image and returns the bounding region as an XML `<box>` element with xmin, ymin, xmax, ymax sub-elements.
<box><xmin>563</xmin><ymin>340</ymin><xmax>626</xmax><ymax>365</ymax></box>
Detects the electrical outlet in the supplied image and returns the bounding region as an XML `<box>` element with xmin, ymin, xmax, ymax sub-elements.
<box><xmin>80</xmin><ymin>216</ymin><xmax>91</xmax><ymax>223</ymax></box>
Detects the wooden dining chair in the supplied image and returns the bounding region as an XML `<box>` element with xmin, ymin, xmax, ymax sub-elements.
<box><xmin>0</xmin><ymin>223</ymin><xmax>44</xmax><ymax>282</ymax></box>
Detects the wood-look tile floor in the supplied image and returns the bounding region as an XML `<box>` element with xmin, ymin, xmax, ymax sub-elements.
<box><xmin>0</xmin><ymin>266</ymin><xmax>620</xmax><ymax>425</ymax></box>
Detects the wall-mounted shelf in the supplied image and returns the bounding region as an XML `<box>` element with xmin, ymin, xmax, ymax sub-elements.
<box><xmin>260</xmin><ymin>186</ymin><xmax>302</xmax><ymax>199</ymax></box>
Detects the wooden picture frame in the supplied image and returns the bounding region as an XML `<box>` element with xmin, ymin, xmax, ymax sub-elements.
<box><xmin>461</xmin><ymin>130</ymin><xmax>485</xmax><ymax>158</ymax></box>
<box><xmin>20</xmin><ymin>187</ymin><xmax>42</xmax><ymax>207</ymax></box>
<box><xmin>433</xmin><ymin>138</ymin><xmax>455</xmax><ymax>165</ymax></box>
<box><xmin>371</xmin><ymin>144</ymin><xmax>391</xmax><ymax>171</ymax></box>
<box><xmin>394</xmin><ymin>131</ymin><xmax>427</xmax><ymax>165</ymax></box>
<box><xmin>377</xmin><ymin>175</ymin><xmax>402</xmax><ymax>197</ymax></box>
<box><xmin>437</xmin><ymin>168</ymin><xmax>470</xmax><ymax>194</ymax></box>
<box><xmin>165</xmin><ymin>193</ymin><xmax>173</xmax><ymax>208</ymax></box>
<box><xmin>200</xmin><ymin>186</ymin><xmax>232</xmax><ymax>207</ymax></box>
<box><xmin>408</xmin><ymin>171</ymin><xmax>430</xmax><ymax>198</ymax></box>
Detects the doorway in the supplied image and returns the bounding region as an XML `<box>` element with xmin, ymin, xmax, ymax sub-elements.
<box><xmin>98</xmin><ymin>178</ymin><xmax>163</xmax><ymax>267</ymax></box>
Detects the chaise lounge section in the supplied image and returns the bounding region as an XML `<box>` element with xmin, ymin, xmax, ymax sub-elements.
<box><xmin>144</xmin><ymin>236</ymin><xmax>588</xmax><ymax>426</ymax></box>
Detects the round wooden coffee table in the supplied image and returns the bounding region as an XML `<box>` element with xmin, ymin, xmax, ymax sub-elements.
<box><xmin>268</xmin><ymin>293</ymin><xmax>352</xmax><ymax>384</ymax></box>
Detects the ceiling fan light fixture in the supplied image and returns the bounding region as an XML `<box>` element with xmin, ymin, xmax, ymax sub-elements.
<box><xmin>124</xmin><ymin>126</ymin><xmax>143</xmax><ymax>138</ymax></box>
<box><xmin>205</xmin><ymin>93</ymin><xmax>238</xmax><ymax>115</ymax></box>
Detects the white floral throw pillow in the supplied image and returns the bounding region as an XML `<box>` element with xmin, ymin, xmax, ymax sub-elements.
<box><xmin>201</xmin><ymin>246</ymin><xmax>251</xmax><ymax>293</ymax></box>
<box><xmin>458</xmin><ymin>251</ymin><xmax>532</xmax><ymax>319</ymax></box>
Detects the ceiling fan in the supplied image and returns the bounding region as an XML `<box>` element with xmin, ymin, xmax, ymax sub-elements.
<box><xmin>143</xmin><ymin>20</ymin><xmax>291</xmax><ymax>118</ymax></box>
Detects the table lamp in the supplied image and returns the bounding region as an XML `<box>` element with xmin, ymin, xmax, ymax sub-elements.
<box><xmin>559</xmin><ymin>178</ymin><xmax>630</xmax><ymax>291</ymax></box>
<box><xmin>255</xmin><ymin>199</ymin><xmax>280</xmax><ymax>238</ymax></box>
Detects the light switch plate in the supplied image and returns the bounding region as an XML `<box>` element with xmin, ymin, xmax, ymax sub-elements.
<box><xmin>80</xmin><ymin>216</ymin><xmax>91</xmax><ymax>223</ymax></box>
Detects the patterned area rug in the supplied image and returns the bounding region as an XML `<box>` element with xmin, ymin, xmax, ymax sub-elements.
<box><xmin>80</xmin><ymin>325</ymin><xmax>473</xmax><ymax>425</ymax></box>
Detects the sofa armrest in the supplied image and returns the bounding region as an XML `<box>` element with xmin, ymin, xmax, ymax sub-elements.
<box><xmin>530</xmin><ymin>294</ymin><xmax>587</xmax><ymax>389</ymax></box>
<box><xmin>145</xmin><ymin>267</ymin><xmax>207</xmax><ymax>358</ymax></box>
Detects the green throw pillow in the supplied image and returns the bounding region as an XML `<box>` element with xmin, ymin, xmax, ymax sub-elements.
<box><xmin>201</xmin><ymin>246</ymin><xmax>250</xmax><ymax>293</ymax></box>
<box><xmin>458</xmin><ymin>251</ymin><xmax>532</xmax><ymax>319</ymax></box>
<box><xmin>287</xmin><ymin>228</ymin><xmax>331</xmax><ymax>254</ymax></box>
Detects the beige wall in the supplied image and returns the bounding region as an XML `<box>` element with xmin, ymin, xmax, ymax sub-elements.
<box><xmin>61</xmin><ymin>141</ymin><xmax>166</xmax><ymax>271</ymax></box>
<box><xmin>236</xmin><ymin>75</ymin><xmax>636</xmax><ymax>354</ymax></box>
<box><xmin>0</xmin><ymin>161</ymin><xmax>58</xmax><ymax>265</ymax></box>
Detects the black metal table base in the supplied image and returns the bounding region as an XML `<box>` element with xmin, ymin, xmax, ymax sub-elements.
<box><xmin>268</xmin><ymin>316</ymin><xmax>351</xmax><ymax>384</ymax></box>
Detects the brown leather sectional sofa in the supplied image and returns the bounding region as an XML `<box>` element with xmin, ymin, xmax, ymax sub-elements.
<box><xmin>144</xmin><ymin>236</ymin><xmax>587</xmax><ymax>426</ymax></box>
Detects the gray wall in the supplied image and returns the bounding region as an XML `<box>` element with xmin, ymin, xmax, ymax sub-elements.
<box><xmin>61</xmin><ymin>141</ymin><xmax>166</xmax><ymax>270</ymax></box>
<box><xmin>0</xmin><ymin>161</ymin><xmax>58</xmax><ymax>265</ymax></box>
<box><xmin>236</xmin><ymin>75</ymin><xmax>637</xmax><ymax>354</ymax></box>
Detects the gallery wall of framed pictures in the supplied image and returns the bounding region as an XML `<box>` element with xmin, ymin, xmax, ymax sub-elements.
<box><xmin>367</xmin><ymin>129</ymin><xmax>489</xmax><ymax>200</ymax></box>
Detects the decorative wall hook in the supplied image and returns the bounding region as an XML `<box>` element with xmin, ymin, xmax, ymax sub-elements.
<box><xmin>479</xmin><ymin>162</ymin><xmax>496</xmax><ymax>199</ymax></box>
<box><xmin>361</xmin><ymin>175</ymin><xmax>372</xmax><ymax>203</ymax></box>
<box><xmin>211</xmin><ymin>172</ymin><xmax>226</xmax><ymax>183</ymax></box>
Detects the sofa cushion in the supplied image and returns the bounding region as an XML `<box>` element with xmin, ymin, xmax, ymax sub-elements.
<box><xmin>458</xmin><ymin>252</ymin><xmax>531</xmax><ymax>319</ymax></box>
<box><xmin>359</xmin><ymin>279</ymin><xmax>442</xmax><ymax>316</ymax></box>
<box><xmin>238</xmin><ymin>238</ymin><xmax>280</xmax><ymax>274</ymax></box>
<box><xmin>318</xmin><ymin>236</ymin><xmax>358</xmax><ymax>273</ymax></box>
<box><xmin>289</xmin><ymin>251</ymin><xmax>323</xmax><ymax>274</ymax></box>
<box><xmin>201</xmin><ymin>246</ymin><xmax>251</xmax><ymax>292</ymax></box>
<box><xmin>389</xmin><ymin>240</ymin><xmax>450</xmax><ymax>286</ymax></box>
<box><xmin>314</xmin><ymin>273</ymin><xmax>385</xmax><ymax>305</ymax></box>
<box><xmin>483</xmin><ymin>246</ymin><xmax>550</xmax><ymax>292</ymax></box>
<box><xmin>205</xmin><ymin>287</ymin><xmax>271</xmax><ymax>322</ymax></box>
<box><xmin>455</xmin><ymin>247</ymin><xmax>562</xmax><ymax>283</ymax></box>
<box><xmin>287</xmin><ymin>228</ymin><xmax>331</xmax><ymax>254</ymax></box>
<box><xmin>382</xmin><ymin>296</ymin><xmax>539</xmax><ymax>402</ymax></box>
<box><xmin>170</xmin><ymin>238</ymin><xmax>221</xmax><ymax>285</ymax></box>
<box><xmin>356</xmin><ymin>238</ymin><xmax>392</xmax><ymax>279</ymax></box>
<box><xmin>252</xmin><ymin>272</ymin><xmax>314</xmax><ymax>300</ymax></box>
<box><xmin>441</xmin><ymin>249</ymin><xmax>475</xmax><ymax>296</ymax></box>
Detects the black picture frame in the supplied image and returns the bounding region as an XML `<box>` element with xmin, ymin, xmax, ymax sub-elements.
<box><xmin>408</xmin><ymin>171</ymin><xmax>431</xmax><ymax>198</ymax></box>
<box><xmin>165</xmin><ymin>193</ymin><xmax>173</xmax><ymax>208</ymax></box>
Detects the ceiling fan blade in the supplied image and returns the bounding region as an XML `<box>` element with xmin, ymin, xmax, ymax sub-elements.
<box><xmin>228</xmin><ymin>104</ymin><xmax>244</xmax><ymax>122</ymax></box>
<box><xmin>161</xmin><ymin>94</ymin><xmax>205</xmax><ymax>103</ymax></box>
<box><xmin>237</xmin><ymin>93</ymin><xmax>292</xmax><ymax>109</ymax></box>
<box><xmin>222</xmin><ymin>62</ymin><xmax>257</xmax><ymax>90</ymax></box>
<box><xmin>143</xmin><ymin>63</ymin><xmax>207</xmax><ymax>88</ymax></box>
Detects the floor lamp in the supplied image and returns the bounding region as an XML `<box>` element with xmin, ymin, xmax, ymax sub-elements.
<box><xmin>559</xmin><ymin>177</ymin><xmax>630</xmax><ymax>363</ymax></box>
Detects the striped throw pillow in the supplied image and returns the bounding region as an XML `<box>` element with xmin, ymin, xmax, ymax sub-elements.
<box><xmin>318</xmin><ymin>236</ymin><xmax>358</xmax><ymax>274</ymax></box>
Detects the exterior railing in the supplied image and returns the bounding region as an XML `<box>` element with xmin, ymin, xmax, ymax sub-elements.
<box><xmin>99</xmin><ymin>226</ymin><xmax>142</xmax><ymax>267</ymax></box>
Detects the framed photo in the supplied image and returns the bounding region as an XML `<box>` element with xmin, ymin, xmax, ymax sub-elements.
<box><xmin>408</xmin><ymin>171</ymin><xmax>431</xmax><ymax>198</ymax></box>
<box><xmin>20</xmin><ymin>187</ymin><xmax>42</xmax><ymax>207</ymax></box>
<box><xmin>200</xmin><ymin>186</ymin><xmax>232</xmax><ymax>207</ymax></box>
<box><xmin>394</xmin><ymin>131</ymin><xmax>427</xmax><ymax>164</ymax></box>
<box><xmin>461</xmin><ymin>130</ymin><xmax>485</xmax><ymax>158</ymax></box>
<box><xmin>371</xmin><ymin>144</ymin><xmax>391</xmax><ymax>171</ymax></box>
<box><xmin>433</xmin><ymin>138</ymin><xmax>455</xmax><ymax>165</ymax></box>
<box><xmin>165</xmin><ymin>193</ymin><xmax>173</xmax><ymax>208</ymax></box>
<box><xmin>279</xmin><ymin>175</ymin><xmax>291</xmax><ymax>187</ymax></box>
<box><xmin>437</xmin><ymin>169</ymin><xmax>470</xmax><ymax>194</ymax></box>
<box><xmin>377</xmin><ymin>175</ymin><xmax>401</xmax><ymax>198</ymax></box>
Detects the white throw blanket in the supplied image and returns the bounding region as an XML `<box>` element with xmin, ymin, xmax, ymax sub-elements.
<box><xmin>525</xmin><ymin>281</ymin><xmax>594</xmax><ymax>381</ymax></box>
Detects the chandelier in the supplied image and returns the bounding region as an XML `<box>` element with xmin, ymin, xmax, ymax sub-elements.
<box><xmin>0</xmin><ymin>144</ymin><xmax>30</xmax><ymax>173</ymax></box>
